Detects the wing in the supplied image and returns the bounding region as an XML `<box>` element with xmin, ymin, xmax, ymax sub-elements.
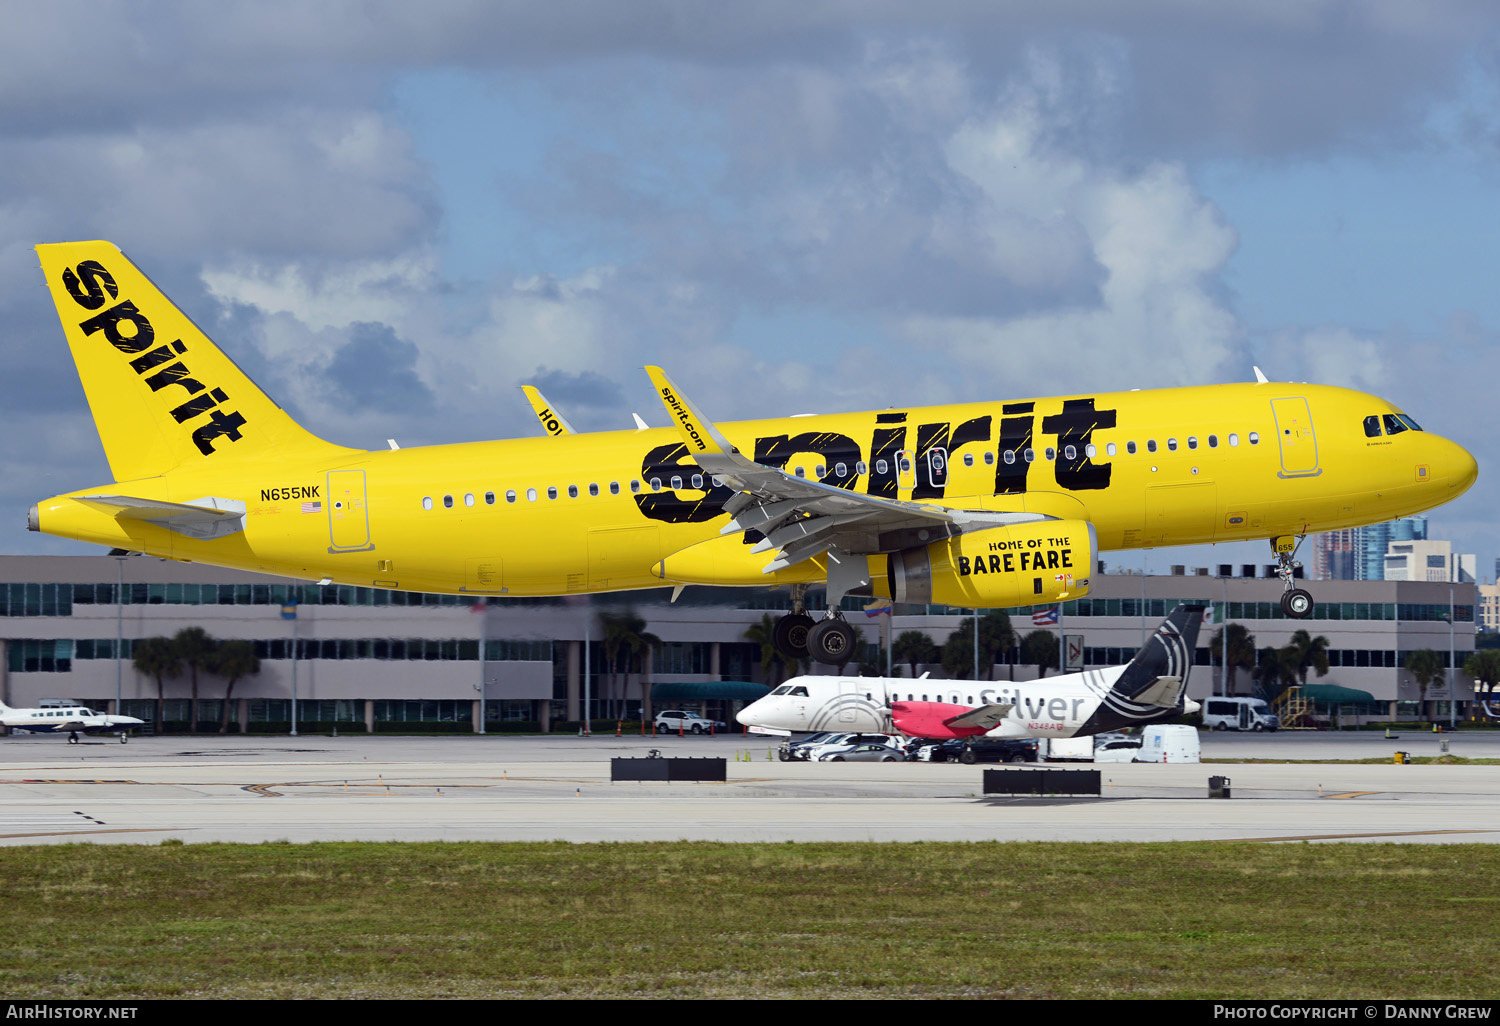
<box><xmin>644</xmin><ymin>366</ymin><xmax>1047</xmax><ymax>573</ymax></box>
<box><xmin>944</xmin><ymin>703</ymin><xmax>1016</xmax><ymax>732</ymax></box>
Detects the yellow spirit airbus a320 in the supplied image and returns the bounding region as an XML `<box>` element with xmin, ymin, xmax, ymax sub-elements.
<box><xmin>29</xmin><ymin>242</ymin><xmax>1478</xmax><ymax>665</ymax></box>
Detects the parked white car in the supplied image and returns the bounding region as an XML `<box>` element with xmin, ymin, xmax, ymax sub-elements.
<box><xmin>654</xmin><ymin>710</ymin><xmax>727</xmax><ymax>735</ymax></box>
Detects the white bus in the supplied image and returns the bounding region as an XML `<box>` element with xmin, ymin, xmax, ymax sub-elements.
<box><xmin>1201</xmin><ymin>697</ymin><xmax>1278</xmax><ymax>732</ymax></box>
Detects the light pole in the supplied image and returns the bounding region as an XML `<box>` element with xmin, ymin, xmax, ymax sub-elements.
<box><xmin>114</xmin><ymin>553</ymin><xmax>126</xmax><ymax>716</ymax></box>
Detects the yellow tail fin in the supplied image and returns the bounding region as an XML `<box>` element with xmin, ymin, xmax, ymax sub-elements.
<box><xmin>36</xmin><ymin>241</ymin><xmax>351</xmax><ymax>482</ymax></box>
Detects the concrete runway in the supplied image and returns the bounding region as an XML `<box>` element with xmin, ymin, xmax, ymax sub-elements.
<box><xmin>0</xmin><ymin>728</ymin><xmax>1495</xmax><ymax>846</ymax></box>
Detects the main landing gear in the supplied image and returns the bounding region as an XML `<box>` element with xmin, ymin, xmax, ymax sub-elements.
<box><xmin>67</xmin><ymin>731</ymin><xmax>79</xmax><ymax>744</ymax></box>
<box><xmin>771</xmin><ymin>584</ymin><xmax>859</xmax><ymax>668</ymax></box>
<box><xmin>1272</xmin><ymin>535</ymin><xmax>1313</xmax><ymax>618</ymax></box>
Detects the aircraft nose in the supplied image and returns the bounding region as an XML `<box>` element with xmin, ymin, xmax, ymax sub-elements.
<box><xmin>1432</xmin><ymin>435</ymin><xmax>1478</xmax><ymax>498</ymax></box>
<box><xmin>735</xmin><ymin>702</ymin><xmax>761</xmax><ymax>726</ymax></box>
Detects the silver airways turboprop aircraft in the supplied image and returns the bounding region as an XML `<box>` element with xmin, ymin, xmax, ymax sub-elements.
<box><xmin>736</xmin><ymin>604</ymin><xmax>1206</xmax><ymax>741</ymax></box>
<box><xmin>0</xmin><ymin>701</ymin><xmax>143</xmax><ymax>744</ymax></box>
<box><xmin>29</xmin><ymin>242</ymin><xmax>1478</xmax><ymax>667</ymax></box>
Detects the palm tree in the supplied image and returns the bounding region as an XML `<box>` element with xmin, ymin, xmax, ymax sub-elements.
<box><xmin>131</xmin><ymin>636</ymin><xmax>180</xmax><ymax>733</ymax></box>
<box><xmin>1251</xmin><ymin>645</ymin><xmax>1301</xmax><ymax>704</ymax></box>
<box><xmin>1020</xmin><ymin>630</ymin><xmax>1060</xmax><ymax>679</ymax></box>
<box><xmin>1209</xmin><ymin>623</ymin><xmax>1256</xmax><ymax>695</ymax></box>
<box><xmin>977</xmin><ymin>611</ymin><xmax>1015</xmax><ymax>677</ymax></box>
<box><xmin>744</xmin><ymin>614</ymin><xmax>788</xmax><ymax>686</ymax></box>
<box><xmin>1286</xmin><ymin>629</ymin><xmax>1331</xmax><ymax>687</ymax></box>
<box><xmin>1404</xmin><ymin>649</ymin><xmax>1446</xmax><ymax>721</ymax></box>
<box><xmin>1464</xmin><ymin>649</ymin><xmax>1500</xmax><ymax>707</ymax></box>
<box><xmin>209</xmin><ymin>639</ymin><xmax>260</xmax><ymax>734</ymax></box>
<box><xmin>893</xmin><ymin>630</ymin><xmax>937</xmax><ymax>678</ymax></box>
<box><xmin>173</xmin><ymin>627</ymin><xmax>218</xmax><ymax>731</ymax></box>
<box><xmin>597</xmin><ymin>609</ymin><xmax>660</xmax><ymax>721</ymax></box>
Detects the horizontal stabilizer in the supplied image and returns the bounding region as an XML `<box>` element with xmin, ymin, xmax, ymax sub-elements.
<box><xmin>945</xmin><ymin>703</ymin><xmax>1015</xmax><ymax>731</ymax></box>
<box><xmin>76</xmin><ymin>494</ymin><xmax>247</xmax><ymax>541</ymax></box>
<box><xmin>1131</xmin><ymin>676</ymin><xmax>1185</xmax><ymax>708</ymax></box>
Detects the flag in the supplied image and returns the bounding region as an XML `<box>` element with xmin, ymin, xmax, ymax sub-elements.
<box><xmin>280</xmin><ymin>599</ymin><xmax>298</xmax><ymax>620</ymax></box>
<box><xmin>1202</xmin><ymin>605</ymin><xmax>1216</xmax><ymax>625</ymax></box>
<box><xmin>863</xmin><ymin>600</ymin><xmax>892</xmax><ymax>618</ymax></box>
<box><xmin>301</xmin><ymin>501</ymin><xmax>322</xmax><ymax>513</ymax></box>
<box><xmin>1032</xmin><ymin>607</ymin><xmax>1059</xmax><ymax>626</ymax></box>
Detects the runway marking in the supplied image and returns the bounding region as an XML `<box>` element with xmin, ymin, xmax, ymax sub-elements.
<box><xmin>1227</xmin><ymin>829</ymin><xmax>1497</xmax><ymax>842</ymax></box>
<box><xmin>1323</xmin><ymin>791</ymin><xmax>1382</xmax><ymax>799</ymax></box>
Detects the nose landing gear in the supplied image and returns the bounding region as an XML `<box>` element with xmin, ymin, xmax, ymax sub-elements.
<box><xmin>1272</xmin><ymin>535</ymin><xmax>1313</xmax><ymax>618</ymax></box>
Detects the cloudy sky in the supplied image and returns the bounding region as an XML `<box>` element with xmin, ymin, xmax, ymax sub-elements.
<box><xmin>4</xmin><ymin>1</ymin><xmax>1498</xmax><ymax>577</ymax></box>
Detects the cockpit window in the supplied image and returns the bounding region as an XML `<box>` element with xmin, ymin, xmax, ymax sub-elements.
<box><xmin>1364</xmin><ymin>415</ymin><xmax>1382</xmax><ymax>438</ymax></box>
<box><xmin>1383</xmin><ymin>414</ymin><xmax>1408</xmax><ymax>437</ymax></box>
<box><xmin>1397</xmin><ymin>414</ymin><xmax>1422</xmax><ymax>432</ymax></box>
<box><xmin>771</xmin><ymin>685</ymin><xmax>792</xmax><ymax>695</ymax></box>
<box><xmin>788</xmin><ymin>686</ymin><xmax>809</xmax><ymax>697</ymax></box>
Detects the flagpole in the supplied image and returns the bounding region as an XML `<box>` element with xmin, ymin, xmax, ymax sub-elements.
<box><xmin>1058</xmin><ymin>604</ymin><xmax>1065</xmax><ymax>676</ymax></box>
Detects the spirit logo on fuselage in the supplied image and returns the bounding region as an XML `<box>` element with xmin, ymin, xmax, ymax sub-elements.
<box><xmin>60</xmin><ymin>260</ymin><xmax>246</xmax><ymax>456</ymax></box>
<box><xmin>633</xmin><ymin>401</ymin><xmax>1117</xmax><ymax>525</ymax></box>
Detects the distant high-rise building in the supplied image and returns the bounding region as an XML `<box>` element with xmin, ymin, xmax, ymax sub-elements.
<box><xmin>1313</xmin><ymin>517</ymin><xmax>1428</xmax><ymax>580</ymax></box>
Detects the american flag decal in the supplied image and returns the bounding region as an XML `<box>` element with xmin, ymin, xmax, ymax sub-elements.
<box><xmin>301</xmin><ymin>501</ymin><xmax>322</xmax><ymax>513</ymax></box>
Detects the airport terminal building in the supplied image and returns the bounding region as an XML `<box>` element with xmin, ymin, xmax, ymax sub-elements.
<box><xmin>0</xmin><ymin>554</ymin><xmax>1479</xmax><ymax>732</ymax></box>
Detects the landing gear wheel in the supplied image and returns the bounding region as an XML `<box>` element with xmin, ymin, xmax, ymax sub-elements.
<box><xmin>120</xmin><ymin>735</ymin><xmax>128</xmax><ymax>744</ymax></box>
<box><xmin>1281</xmin><ymin>588</ymin><xmax>1313</xmax><ymax>618</ymax></box>
<box><xmin>773</xmin><ymin>613</ymin><xmax>814</xmax><ymax>662</ymax></box>
<box><xmin>806</xmin><ymin>618</ymin><xmax>857</xmax><ymax>666</ymax></box>
<box><xmin>67</xmin><ymin>734</ymin><xmax>78</xmax><ymax>745</ymax></box>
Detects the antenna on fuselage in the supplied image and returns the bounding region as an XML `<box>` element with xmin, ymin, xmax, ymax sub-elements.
<box><xmin>1252</xmin><ymin>366</ymin><xmax>1269</xmax><ymax>384</ymax></box>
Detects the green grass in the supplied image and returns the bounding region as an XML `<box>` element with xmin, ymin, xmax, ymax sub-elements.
<box><xmin>1</xmin><ymin>841</ymin><xmax>1497</xmax><ymax>998</ymax></box>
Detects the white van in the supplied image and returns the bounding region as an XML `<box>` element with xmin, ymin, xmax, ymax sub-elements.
<box><xmin>1133</xmin><ymin>724</ymin><xmax>1201</xmax><ymax>763</ymax></box>
<box><xmin>1201</xmin><ymin>697</ymin><xmax>1278</xmax><ymax>732</ymax></box>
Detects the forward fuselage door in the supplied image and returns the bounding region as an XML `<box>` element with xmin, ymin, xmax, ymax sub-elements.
<box><xmin>327</xmin><ymin>469</ymin><xmax>374</xmax><ymax>553</ymax></box>
<box><xmin>1270</xmin><ymin>397</ymin><xmax>1320</xmax><ymax>478</ymax></box>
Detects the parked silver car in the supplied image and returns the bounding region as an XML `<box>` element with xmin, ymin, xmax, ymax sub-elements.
<box><xmin>818</xmin><ymin>742</ymin><xmax>907</xmax><ymax>763</ymax></box>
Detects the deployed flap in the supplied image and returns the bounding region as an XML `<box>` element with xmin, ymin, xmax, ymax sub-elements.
<box><xmin>643</xmin><ymin>365</ymin><xmax>1046</xmax><ymax>573</ymax></box>
<box><xmin>76</xmin><ymin>494</ymin><xmax>247</xmax><ymax>541</ymax></box>
<box><xmin>521</xmin><ymin>385</ymin><xmax>574</xmax><ymax>437</ymax></box>
<box><xmin>944</xmin><ymin>703</ymin><xmax>1015</xmax><ymax>731</ymax></box>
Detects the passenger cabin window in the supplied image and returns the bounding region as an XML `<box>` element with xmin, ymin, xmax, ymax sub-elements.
<box><xmin>547</xmin><ymin>487</ymin><xmax>558</xmax><ymax>500</ymax></box>
<box><xmin>1023</xmin><ymin>448</ymin><xmax>1035</xmax><ymax>463</ymax></box>
<box><xmin>1106</xmin><ymin>442</ymin><xmax>1117</xmax><ymax>456</ymax></box>
<box><xmin>836</xmin><ymin>461</ymin><xmax>849</xmax><ymax>476</ymax></box>
<box><xmin>589</xmin><ymin>483</ymin><xmax>600</xmax><ymax>497</ymax></box>
<box><xmin>443</xmin><ymin>494</ymin><xmax>454</xmax><ymax>508</ymax></box>
<box><xmin>795</xmin><ymin>467</ymin><xmax>806</xmax><ymax>478</ymax></box>
<box><xmin>610</xmin><ymin>482</ymin><xmax>621</xmax><ymax>495</ymax></box>
<box><xmin>984</xmin><ymin>452</ymin><xmax>995</xmax><ymax>465</ymax></box>
<box><xmin>856</xmin><ymin>461</ymin><xmax>868</xmax><ymax>474</ymax></box>
<box><xmin>1248</xmin><ymin>432</ymin><xmax>1260</xmax><ymax>445</ymax></box>
<box><xmin>876</xmin><ymin>459</ymin><xmax>888</xmax><ymax>474</ymax></box>
<box><xmin>650</xmin><ymin>478</ymin><xmax>662</xmax><ymax>492</ymax></box>
<box><xmin>1187</xmin><ymin>437</ymin><xmax>1198</xmax><ymax>450</ymax></box>
<box><xmin>691</xmin><ymin>474</ymin><xmax>703</xmax><ymax>489</ymax></box>
<box><xmin>1167</xmin><ymin>438</ymin><xmax>1178</xmax><ymax>451</ymax></box>
<box><xmin>421</xmin><ymin>496</ymin><xmax>433</xmax><ymax>511</ymax></box>
<box><xmin>1147</xmin><ymin>440</ymin><xmax>1158</xmax><ymax>453</ymax></box>
<box><xmin>1044</xmin><ymin>447</ymin><xmax>1056</xmax><ymax>461</ymax></box>
<box><xmin>1003</xmin><ymin>450</ymin><xmax>1016</xmax><ymax>465</ymax></box>
<box><xmin>1208</xmin><ymin>435</ymin><xmax>1218</xmax><ymax>448</ymax></box>
<box><xmin>526</xmin><ymin>488</ymin><xmax>538</xmax><ymax>502</ymax></box>
<box><xmin>567</xmin><ymin>485</ymin><xmax>579</xmax><ymax>498</ymax></box>
<box><xmin>814</xmin><ymin>465</ymin><xmax>825</xmax><ymax>479</ymax></box>
<box><xmin>505</xmin><ymin>490</ymin><xmax>517</xmax><ymax>503</ymax></box>
<box><xmin>1228</xmin><ymin>434</ymin><xmax>1239</xmax><ymax>447</ymax></box>
<box><xmin>630</xmin><ymin>480</ymin><xmax>641</xmax><ymax>493</ymax></box>
<box><xmin>485</xmin><ymin>491</ymin><xmax>495</xmax><ymax>505</ymax></box>
<box><xmin>1364</xmin><ymin>415</ymin><xmax>1382</xmax><ymax>438</ymax></box>
<box><xmin>1126</xmin><ymin>441</ymin><xmax>1137</xmax><ymax>454</ymax></box>
<box><xmin>670</xmin><ymin>475</ymin><xmax>683</xmax><ymax>490</ymax></box>
<box><xmin>1063</xmin><ymin>445</ymin><xmax>1076</xmax><ymax>460</ymax></box>
<box><xmin>464</xmin><ymin>493</ymin><xmax>475</xmax><ymax>507</ymax></box>
<box><xmin>963</xmin><ymin>453</ymin><xmax>974</xmax><ymax>467</ymax></box>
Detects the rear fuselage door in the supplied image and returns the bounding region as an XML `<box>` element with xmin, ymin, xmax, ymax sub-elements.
<box><xmin>327</xmin><ymin>469</ymin><xmax>374</xmax><ymax>552</ymax></box>
<box><xmin>1271</xmin><ymin>397</ymin><xmax>1320</xmax><ymax>478</ymax></box>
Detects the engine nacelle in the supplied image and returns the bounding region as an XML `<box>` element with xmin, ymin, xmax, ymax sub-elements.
<box><xmin>887</xmin><ymin>519</ymin><xmax>1095</xmax><ymax>607</ymax></box>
